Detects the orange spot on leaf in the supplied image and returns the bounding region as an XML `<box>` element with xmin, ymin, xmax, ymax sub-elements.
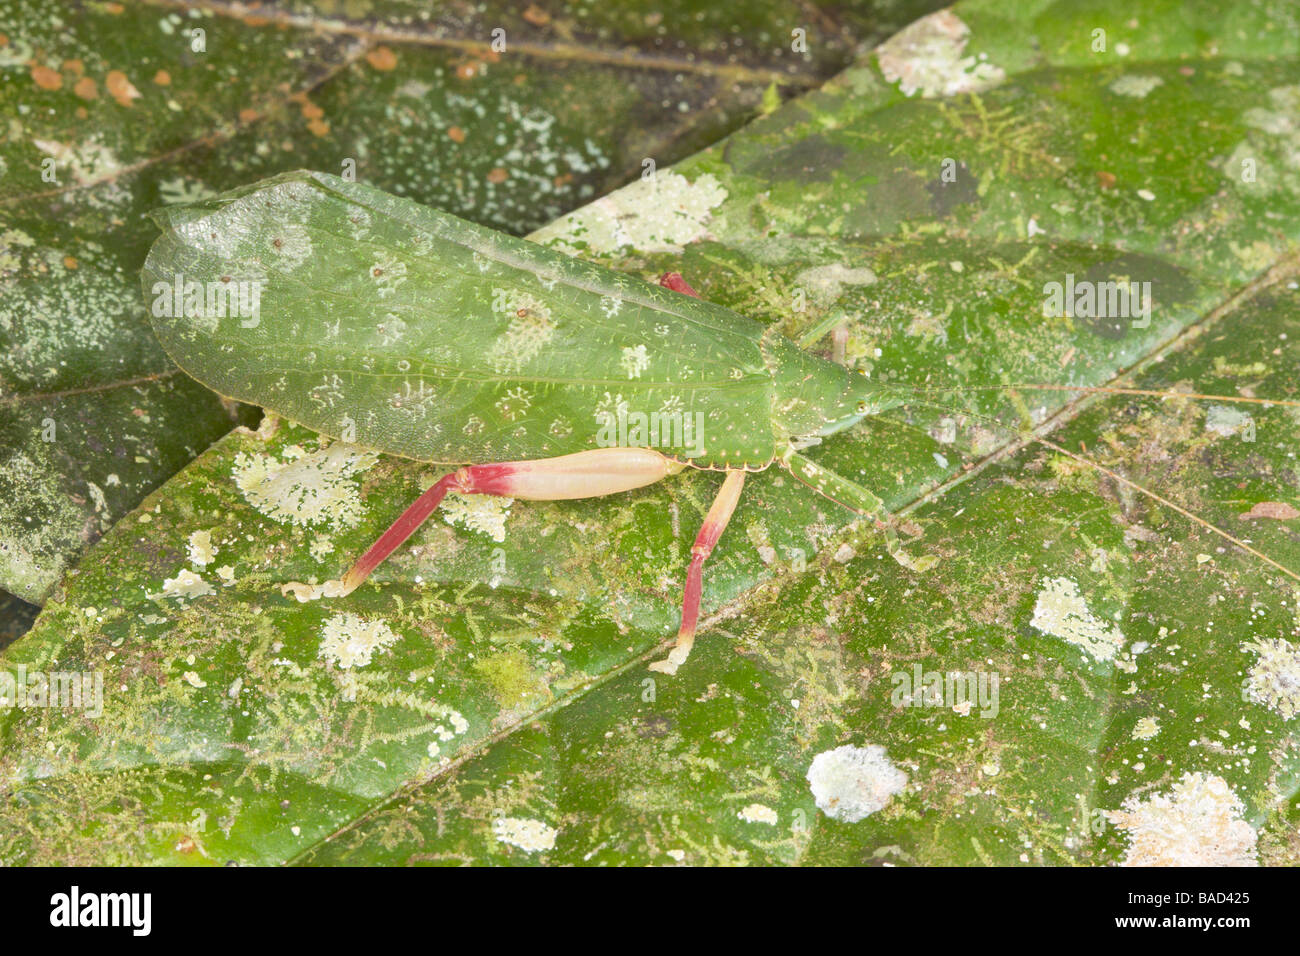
<box><xmin>366</xmin><ymin>46</ymin><xmax>397</xmax><ymax>71</ymax></box>
<box><xmin>31</xmin><ymin>64</ymin><xmax>62</xmax><ymax>91</ymax></box>
<box><xmin>105</xmin><ymin>69</ymin><xmax>141</xmax><ymax>107</ymax></box>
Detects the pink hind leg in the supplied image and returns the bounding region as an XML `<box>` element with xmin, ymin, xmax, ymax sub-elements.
<box><xmin>650</xmin><ymin>468</ymin><xmax>747</xmax><ymax>675</ymax></box>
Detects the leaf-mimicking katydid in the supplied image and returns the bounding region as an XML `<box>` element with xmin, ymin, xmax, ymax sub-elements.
<box><xmin>144</xmin><ymin>170</ymin><xmax>1300</xmax><ymax>674</ymax></box>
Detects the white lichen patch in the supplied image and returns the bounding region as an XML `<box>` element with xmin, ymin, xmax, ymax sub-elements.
<box><xmin>531</xmin><ymin>170</ymin><xmax>727</xmax><ymax>255</ymax></box>
<box><xmin>1241</xmin><ymin>638</ymin><xmax>1300</xmax><ymax>719</ymax></box>
<box><xmin>0</xmin><ymin>447</ymin><xmax>89</xmax><ymax>601</ymax></box>
<box><xmin>426</xmin><ymin>707</ymin><xmax>471</xmax><ymax>757</ymax></box>
<box><xmin>738</xmin><ymin>803</ymin><xmax>779</xmax><ymax>825</ymax></box>
<box><xmin>1221</xmin><ymin>85</ymin><xmax>1300</xmax><ymax>194</ymax></box>
<box><xmin>232</xmin><ymin>443</ymin><xmax>378</xmax><ymax>531</ymax></box>
<box><xmin>187</xmin><ymin>529</ymin><xmax>217</xmax><ymax>567</ymax></box>
<box><xmin>318</xmin><ymin>612</ymin><xmax>400</xmax><ymax>669</ymax></box>
<box><xmin>158</xmin><ymin>569</ymin><xmax>214</xmax><ymax>601</ymax></box>
<box><xmin>1030</xmin><ymin>577</ymin><xmax>1126</xmax><ymax>662</ymax></box>
<box><xmin>492</xmin><ymin>816</ymin><xmax>558</xmax><ymax>854</ymax></box>
<box><xmin>488</xmin><ymin>292</ymin><xmax>555</xmax><ymax>372</ymax></box>
<box><xmin>620</xmin><ymin>344</ymin><xmax>650</xmax><ymax>379</ymax></box>
<box><xmin>174</xmin><ymin>178</ymin><xmax>320</xmax><ymax>274</ymax></box>
<box><xmin>807</xmin><ymin>744</ymin><xmax>908</xmax><ymax>822</ymax></box>
<box><xmin>794</xmin><ymin>263</ymin><xmax>877</xmax><ymax>308</ymax></box>
<box><xmin>281</xmin><ymin>578</ymin><xmax>350</xmax><ymax>603</ymax></box>
<box><xmin>876</xmin><ymin>10</ymin><xmax>1006</xmax><ymax>99</ymax></box>
<box><xmin>33</xmin><ymin>136</ymin><xmax>123</xmax><ymax>187</ymax></box>
<box><xmin>1109</xmin><ymin>75</ymin><xmax>1164</xmax><ymax>98</ymax></box>
<box><xmin>308</xmin><ymin>535</ymin><xmax>336</xmax><ymax>562</ymax></box>
<box><xmin>1132</xmin><ymin>716</ymin><xmax>1160</xmax><ymax>740</ymax></box>
<box><xmin>441</xmin><ymin>491</ymin><xmax>512</xmax><ymax>542</ymax></box>
<box><xmin>1204</xmin><ymin>405</ymin><xmax>1252</xmax><ymax>437</ymax></box>
<box><xmin>1106</xmin><ymin>773</ymin><xmax>1258</xmax><ymax>867</ymax></box>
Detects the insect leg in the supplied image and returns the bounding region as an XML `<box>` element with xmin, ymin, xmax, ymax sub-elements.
<box><xmin>782</xmin><ymin>450</ymin><xmax>936</xmax><ymax>572</ymax></box>
<box><xmin>649</xmin><ymin>469</ymin><xmax>747</xmax><ymax>676</ymax></box>
<box><xmin>331</xmin><ymin>448</ymin><xmax>686</xmax><ymax>597</ymax></box>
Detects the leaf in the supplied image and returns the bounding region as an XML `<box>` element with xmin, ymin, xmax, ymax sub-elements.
<box><xmin>4</xmin><ymin>2</ymin><xmax>1300</xmax><ymax>866</ymax></box>
<box><xmin>3</xmin><ymin>0</ymin><xmax>919</xmax><ymax>607</ymax></box>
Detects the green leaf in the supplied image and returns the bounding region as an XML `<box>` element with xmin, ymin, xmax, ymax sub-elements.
<box><xmin>3</xmin><ymin>0</ymin><xmax>921</xmax><ymax>607</ymax></box>
<box><xmin>4</xmin><ymin>1</ymin><xmax>1300</xmax><ymax>866</ymax></box>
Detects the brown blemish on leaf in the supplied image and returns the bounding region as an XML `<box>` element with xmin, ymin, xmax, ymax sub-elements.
<box><xmin>153</xmin><ymin>70</ymin><xmax>171</xmax><ymax>86</ymax></box>
<box><xmin>366</xmin><ymin>46</ymin><xmax>397</xmax><ymax>71</ymax></box>
<box><xmin>487</xmin><ymin>167</ymin><xmax>509</xmax><ymax>184</ymax></box>
<box><xmin>73</xmin><ymin>76</ymin><xmax>97</xmax><ymax>100</ymax></box>
<box><xmin>105</xmin><ymin>70</ymin><xmax>140</xmax><ymax>107</ymax></box>
<box><xmin>1239</xmin><ymin>501</ymin><xmax>1300</xmax><ymax>521</ymax></box>
<box><xmin>31</xmin><ymin>64</ymin><xmax>62</xmax><ymax>91</ymax></box>
<box><xmin>523</xmin><ymin>4</ymin><xmax>551</xmax><ymax>26</ymax></box>
<box><xmin>447</xmin><ymin>126</ymin><xmax>465</xmax><ymax>143</ymax></box>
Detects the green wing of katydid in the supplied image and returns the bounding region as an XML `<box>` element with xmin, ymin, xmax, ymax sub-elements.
<box><xmin>142</xmin><ymin>170</ymin><xmax>776</xmax><ymax>467</ymax></box>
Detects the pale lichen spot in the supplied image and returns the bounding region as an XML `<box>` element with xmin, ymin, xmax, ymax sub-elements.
<box><xmin>232</xmin><ymin>443</ymin><xmax>378</xmax><ymax>531</ymax></box>
<box><xmin>367</xmin><ymin>251</ymin><xmax>408</xmax><ymax>297</ymax></box>
<box><xmin>487</xmin><ymin>292</ymin><xmax>554</xmax><ymax>372</ymax></box>
<box><xmin>308</xmin><ymin>535</ymin><xmax>336</xmax><ymax>562</ymax></box>
<box><xmin>158</xmin><ymin>568</ymin><xmax>214</xmax><ymax>601</ymax></box>
<box><xmin>442</xmin><ymin>491</ymin><xmax>513</xmax><ymax>542</ymax></box>
<box><xmin>1109</xmin><ymin>75</ymin><xmax>1164</xmax><ymax>98</ymax></box>
<box><xmin>1106</xmin><ymin>773</ymin><xmax>1258</xmax><ymax>867</ymax></box>
<box><xmin>875</xmin><ymin>10</ymin><xmax>1006</xmax><ymax>99</ymax></box>
<box><xmin>1132</xmin><ymin>716</ymin><xmax>1160</xmax><ymax>740</ymax></box>
<box><xmin>1240</xmin><ymin>638</ymin><xmax>1300</xmax><ymax>719</ymax></box>
<box><xmin>1204</xmin><ymin>404</ymin><xmax>1253</xmax><ymax>437</ymax></box>
<box><xmin>807</xmin><ymin>744</ymin><xmax>908</xmax><ymax>822</ymax></box>
<box><xmin>187</xmin><ymin>529</ymin><xmax>217</xmax><ymax>567</ymax></box>
<box><xmin>620</xmin><ymin>344</ymin><xmax>650</xmax><ymax>379</ymax></box>
<box><xmin>531</xmin><ymin>170</ymin><xmax>727</xmax><ymax>254</ymax></box>
<box><xmin>492</xmin><ymin>816</ymin><xmax>558</xmax><ymax>854</ymax></box>
<box><xmin>737</xmin><ymin>803</ymin><xmax>779</xmax><ymax>825</ymax></box>
<box><xmin>794</xmin><ymin>264</ymin><xmax>877</xmax><ymax>308</ymax></box>
<box><xmin>1221</xmin><ymin>85</ymin><xmax>1300</xmax><ymax>194</ymax></box>
<box><xmin>494</xmin><ymin>386</ymin><xmax>532</xmax><ymax>421</ymax></box>
<box><xmin>318</xmin><ymin>612</ymin><xmax>400</xmax><ymax>669</ymax></box>
<box><xmin>1030</xmin><ymin>577</ymin><xmax>1125</xmax><ymax>662</ymax></box>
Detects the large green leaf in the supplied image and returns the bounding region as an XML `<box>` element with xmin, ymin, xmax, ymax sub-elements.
<box><xmin>2</xmin><ymin>0</ymin><xmax>923</xmax><ymax>607</ymax></box>
<box><xmin>3</xmin><ymin>0</ymin><xmax>1299</xmax><ymax>865</ymax></box>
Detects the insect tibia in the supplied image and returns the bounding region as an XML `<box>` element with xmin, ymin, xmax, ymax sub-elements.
<box><xmin>781</xmin><ymin>451</ymin><xmax>937</xmax><ymax>573</ymax></box>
